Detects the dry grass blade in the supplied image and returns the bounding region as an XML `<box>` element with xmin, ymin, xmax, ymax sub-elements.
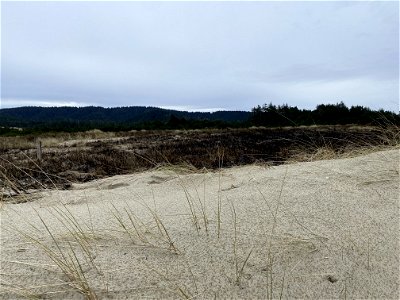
<box><xmin>178</xmin><ymin>179</ymin><xmax>200</xmax><ymax>234</ymax></box>
<box><xmin>229</xmin><ymin>200</ymin><xmax>253</xmax><ymax>286</ymax></box>
<box><xmin>110</xmin><ymin>202</ymin><xmax>137</xmax><ymax>244</ymax></box>
<box><xmin>217</xmin><ymin>146</ymin><xmax>224</xmax><ymax>239</ymax></box>
<box><xmin>238</xmin><ymin>248</ymin><xmax>253</xmax><ymax>285</ymax></box>
<box><xmin>143</xmin><ymin>262</ymin><xmax>192</xmax><ymax>299</ymax></box>
<box><xmin>230</xmin><ymin>201</ymin><xmax>239</xmax><ymax>283</ymax></box>
<box><xmin>124</xmin><ymin>206</ymin><xmax>150</xmax><ymax>244</ymax></box>
<box><xmin>145</xmin><ymin>203</ymin><xmax>180</xmax><ymax>254</ymax></box>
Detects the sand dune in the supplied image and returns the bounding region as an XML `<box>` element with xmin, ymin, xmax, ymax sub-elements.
<box><xmin>1</xmin><ymin>149</ymin><xmax>399</xmax><ymax>299</ymax></box>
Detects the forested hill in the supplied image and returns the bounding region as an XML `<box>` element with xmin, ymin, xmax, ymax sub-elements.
<box><xmin>0</xmin><ymin>106</ymin><xmax>250</xmax><ymax>127</ymax></box>
<box><xmin>0</xmin><ymin>103</ymin><xmax>398</xmax><ymax>134</ymax></box>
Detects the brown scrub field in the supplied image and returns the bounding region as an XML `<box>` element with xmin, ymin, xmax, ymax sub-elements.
<box><xmin>0</xmin><ymin>125</ymin><xmax>395</xmax><ymax>199</ymax></box>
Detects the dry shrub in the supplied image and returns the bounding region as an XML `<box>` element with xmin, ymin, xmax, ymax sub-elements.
<box><xmin>307</xmin><ymin>146</ymin><xmax>338</xmax><ymax>161</ymax></box>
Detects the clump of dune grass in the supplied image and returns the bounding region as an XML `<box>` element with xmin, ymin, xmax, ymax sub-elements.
<box><xmin>287</xmin><ymin>122</ymin><xmax>399</xmax><ymax>163</ymax></box>
<box><xmin>5</xmin><ymin>204</ymin><xmax>102</xmax><ymax>299</ymax></box>
<box><xmin>110</xmin><ymin>200</ymin><xmax>180</xmax><ymax>254</ymax></box>
<box><xmin>154</xmin><ymin>161</ymin><xmax>199</xmax><ymax>174</ymax></box>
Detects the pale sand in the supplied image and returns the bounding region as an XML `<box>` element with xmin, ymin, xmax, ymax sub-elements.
<box><xmin>1</xmin><ymin>149</ymin><xmax>399</xmax><ymax>299</ymax></box>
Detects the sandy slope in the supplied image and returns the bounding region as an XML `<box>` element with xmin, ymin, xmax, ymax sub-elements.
<box><xmin>1</xmin><ymin>149</ymin><xmax>399</xmax><ymax>299</ymax></box>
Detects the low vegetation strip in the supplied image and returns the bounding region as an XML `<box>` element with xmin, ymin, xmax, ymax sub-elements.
<box><xmin>0</xmin><ymin>125</ymin><xmax>397</xmax><ymax>199</ymax></box>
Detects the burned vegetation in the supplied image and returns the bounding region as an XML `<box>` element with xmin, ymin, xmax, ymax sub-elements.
<box><xmin>0</xmin><ymin>126</ymin><xmax>392</xmax><ymax>198</ymax></box>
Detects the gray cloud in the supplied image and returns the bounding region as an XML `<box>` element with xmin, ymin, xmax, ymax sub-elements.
<box><xmin>1</xmin><ymin>1</ymin><xmax>398</xmax><ymax>111</ymax></box>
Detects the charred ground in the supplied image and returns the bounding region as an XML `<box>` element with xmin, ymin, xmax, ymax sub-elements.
<box><xmin>0</xmin><ymin>126</ymin><xmax>394</xmax><ymax>198</ymax></box>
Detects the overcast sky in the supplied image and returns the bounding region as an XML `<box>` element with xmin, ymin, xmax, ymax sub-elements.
<box><xmin>1</xmin><ymin>1</ymin><xmax>399</xmax><ymax>112</ymax></box>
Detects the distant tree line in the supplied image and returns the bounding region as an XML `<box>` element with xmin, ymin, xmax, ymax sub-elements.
<box><xmin>250</xmin><ymin>102</ymin><xmax>399</xmax><ymax>127</ymax></box>
<box><xmin>0</xmin><ymin>103</ymin><xmax>398</xmax><ymax>135</ymax></box>
<box><xmin>0</xmin><ymin>106</ymin><xmax>249</xmax><ymax>126</ymax></box>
